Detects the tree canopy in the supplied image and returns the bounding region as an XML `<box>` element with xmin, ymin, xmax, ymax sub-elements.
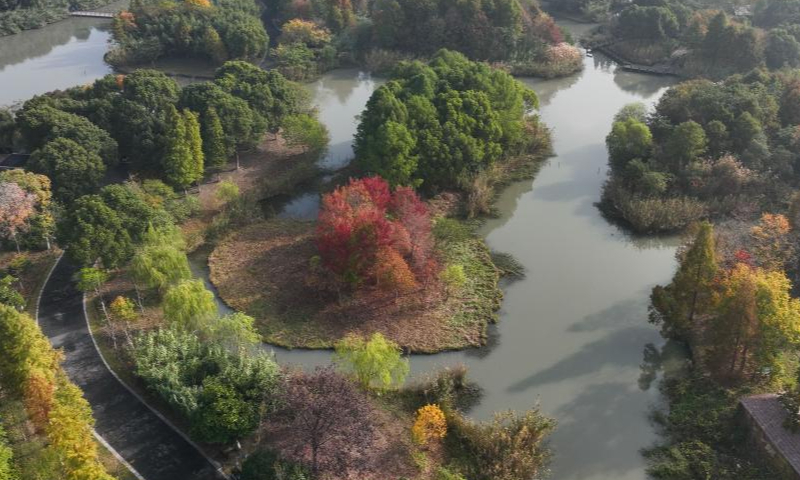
<box><xmin>355</xmin><ymin>50</ymin><xmax>539</xmax><ymax>191</ymax></box>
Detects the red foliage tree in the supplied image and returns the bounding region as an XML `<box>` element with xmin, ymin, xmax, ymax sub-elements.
<box><xmin>316</xmin><ymin>176</ymin><xmax>437</xmax><ymax>290</ymax></box>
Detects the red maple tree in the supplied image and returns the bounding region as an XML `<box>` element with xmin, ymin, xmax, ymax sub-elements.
<box><xmin>316</xmin><ymin>176</ymin><xmax>437</xmax><ymax>290</ymax></box>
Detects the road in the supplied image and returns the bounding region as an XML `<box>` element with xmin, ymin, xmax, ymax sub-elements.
<box><xmin>37</xmin><ymin>256</ymin><xmax>223</xmax><ymax>480</ymax></box>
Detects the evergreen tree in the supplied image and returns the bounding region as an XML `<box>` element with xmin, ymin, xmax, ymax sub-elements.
<box><xmin>202</xmin><ymin>107</ymin><xmax>228</xmax><ymax>170</ymax></box>
<box><xmin>650</xmin><ymin>222</ymin><xmax>718</xmax><ymax>340</ymax></box>
<box><xmin>163</xmin><ymin>106</ymin><xmax>204</xmax><ymax>189</ymax></box>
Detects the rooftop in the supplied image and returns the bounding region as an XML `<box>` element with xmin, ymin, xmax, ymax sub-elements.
<box><xmin>741</xmin><ymin>394</ymin><xmax>800</xmax><ymax>474</ymax></box>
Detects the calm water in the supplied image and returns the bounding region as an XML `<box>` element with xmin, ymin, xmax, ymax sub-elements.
<box><xmin>0</xmin><ymin>6</ymin><xmax>125</xmax><ymax>108</ymax></box>
<box><xmin>3</xmin><ymin>16</ymin><xmax>682</xmax><ymax>480</ymax></box>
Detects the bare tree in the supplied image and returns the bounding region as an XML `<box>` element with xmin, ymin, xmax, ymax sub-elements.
<box><xmin>277</xmin><ymin>367</ymin><xmax>375</xmax><ymax>477</ymax></box>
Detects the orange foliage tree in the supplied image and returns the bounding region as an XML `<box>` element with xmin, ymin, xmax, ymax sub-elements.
<box><xmin>412</xmin><ymin>404</ymin><xmax>447</xmax><ymax>445</ymax></box>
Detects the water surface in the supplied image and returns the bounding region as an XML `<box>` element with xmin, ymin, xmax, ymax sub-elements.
<box><xmin>0</xmin><ymin>8</ymin><xmax>122</xmax><ymax>107</ymax></box>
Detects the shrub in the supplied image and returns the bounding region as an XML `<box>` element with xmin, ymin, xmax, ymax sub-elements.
<box><xmin>602</xmin><ymin>182</ymin><xmax>707</xmax><ymax>233</ymax></box>
<box><xmin>334</xmin><ymin>332</ymin><xmax>409</xmax><ymax>391</ymax></box>
<box><xmin>447</xmin><ymin>409</ymin><xmax>555</xmax><ymax>480</ymax></box>
<box><xmin>412</xmin><ymin>404</ymin><xmax>447</xmax><ymax>445</ymax></box>
<box><xmin>241</xmin><ymin>450</ymin><xmax>310</xmax><ymax>480</ymax></box>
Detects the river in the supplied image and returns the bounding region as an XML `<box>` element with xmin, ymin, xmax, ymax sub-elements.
<box><xmin>3</xmin><ymin>17</ymin><xmax>681</xmax><ymax>480</ymax></box>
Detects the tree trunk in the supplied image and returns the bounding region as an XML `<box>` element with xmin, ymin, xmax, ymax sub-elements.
<box><xmin>133</xmin><ymin>281</ymin><xmax>146</xmax><ymax>314</ymax></box>
<box><xmin>97</xmin><ymin>289</ymin><xmax>116</xmax><ymax>349</ymax></box>
<box><xmin>12</xmin><ymin>232</ymin><xmax>20</xmax><ymax>254</ymax></box>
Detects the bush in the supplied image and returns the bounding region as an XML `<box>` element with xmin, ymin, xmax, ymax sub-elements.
<box><xmin>601</xmin><ymin>182</ymin><xmax>707</xmax><ymax>234</ymax></box>
<box><xmin>241</xmin><ymin>450</ymin><xmax>310</xmax><ymax>480</ymax></box>
<box><xmin>447</xmin><ymin>408</ymin><xmax>555</xmax><ymax>480</ymax></box>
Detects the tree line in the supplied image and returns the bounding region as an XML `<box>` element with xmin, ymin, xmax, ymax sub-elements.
<box><xmin>107</xmin><ymin>0</ymin><xmax>269</xmax><ymax>66</ymax></box>
<box><xmin>0</xmin><ymin>304</ymin><xmax>117</xmax><ymax>480</ymax></box>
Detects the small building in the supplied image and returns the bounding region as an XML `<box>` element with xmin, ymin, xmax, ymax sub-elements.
<box><xmin>741</xmin><ymin>394</ymin><xmax>800</xmax><ymax>480</ymax></box>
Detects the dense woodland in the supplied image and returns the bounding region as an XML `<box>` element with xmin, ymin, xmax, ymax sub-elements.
<box><xmin>108</xmin><ymin>0</ymin><xmax>583</xmax><ymax>79</ymax></box>
<box><xmin>602</xmin><ymin>70</ymin><xmax>800</xmax><ymax>233</ymax></box>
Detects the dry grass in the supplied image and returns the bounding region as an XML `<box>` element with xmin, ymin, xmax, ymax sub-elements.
<box><xmin>183</xmin><ymin>134</ymin><xmax>319</xmax><ymax>251</ymax></box>
<box><xmin>208</xmin><ymin>218</ymin><xmax>500</xmax><ymax>353</ymax></box>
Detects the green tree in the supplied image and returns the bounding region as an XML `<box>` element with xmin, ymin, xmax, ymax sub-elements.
<box><xmin>334</xmin><ymin>332</ymin><xmax>409</xmax><ymax>391</ymax></box>
<box><xmin>191</xmin><ymin>376</ymin><xmax>257</xmax><ymax>444</ymax></box>
<box><xmin>606</xmin><ymin>118</ymin><xmax>653</xmax><ymax>173</ymax></box>
<box><xmin>664</xmin><ymin>121</ymin><xmax>707</xmax><ymax>170</ymax></box>
<box><xmin>28</xmin><ymin>137</ymin><xmax>106</xmax><ymax>203</ymax></box>
<box><xmin>162</xmin><ymin>279</ymin><xmax>217</xmax><ymax>328</ymax></box>
<box><xmin>0</xmin><ymin>424</ymin><xmax>15</xmax><ymax>480</ymax></box>
<box><xmin>58</xmin><ymin>195</ymin><xmax>134</xmax><ymax>268</ymax></box>
<box><xmin>123</xmin><ymin>69</ymin><xmax>180</xmax><ymax>113</ymax></box>
<box><xmin>650</xmin><ymin>222</ymin><xmax>718</xmax><ymax>340</ymax></box>
<box><xmin>281</xmin><ymin>113</ymin><xmax>329</xmax><ymax>156</ymax></box>
<box><xmin>202</xmin><ymin>107</ymin><xmax>228</xmax><ymax>170</ymax></box>
<box><xmin>0</xmin><ymin>275</ymin><xmax>24</xmax><ymax>310</ymax></box>
<box><xmin>163</xmin><ymin>106</ymin><xmax>204</xmax><ymax>189</ymax></box>
<box><xmin>131</xmin><ymin>241</ymin><xmax>191</xmax><ymax>293</ymax></box>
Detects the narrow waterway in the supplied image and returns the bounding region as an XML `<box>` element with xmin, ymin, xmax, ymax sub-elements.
<box><xmin>3</xmin><ymin>16</ymin><xmax>683</xmax><ymax>480</ymax></box>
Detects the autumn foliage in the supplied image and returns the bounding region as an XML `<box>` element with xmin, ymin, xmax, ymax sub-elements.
<box><xmin>412</xmin><ymin>404</ymin><xmax>447</xmax><ymax>445</ymax></box>
<box><xmin>316</xmin><ymin>176</ymin><xmax>436</xmax><ymax>290</ymax></box>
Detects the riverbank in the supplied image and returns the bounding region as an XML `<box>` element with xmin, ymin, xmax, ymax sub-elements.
<box><xmin>0</xmin><ymin>0</ymin><xmax>122</xmax><ymax>37</ymax></box>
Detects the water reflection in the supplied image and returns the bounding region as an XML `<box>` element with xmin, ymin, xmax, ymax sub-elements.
<box><xmin>304</xmin><ymin>69</ymin><xmax>384</xmax><ymax>170</ymax></box>
<box><xmin>0</xmin><ymin>11</ymin><xmax>123</xmax><ymax>107</ymax></box>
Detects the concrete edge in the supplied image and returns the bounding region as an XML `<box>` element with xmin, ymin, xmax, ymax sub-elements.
<box><xmin>34</xmin><ymin>251</ymin><xmax>64</xmax><ymax>324</ymax></box>
<box><xmin>92</xmin><ymin>430</ymin><xmax>147</xmax><ymax>480</ymax></box>
<box><xmin>80</xmin><ymin>285</ymin><xmax>230</xmax><ymax>480</ymax></box>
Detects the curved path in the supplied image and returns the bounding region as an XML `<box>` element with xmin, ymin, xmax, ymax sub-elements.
<box><xmin>37</xmin><ymin>256</ymin><xmax>223</xmax><ymax>480</ymax></box>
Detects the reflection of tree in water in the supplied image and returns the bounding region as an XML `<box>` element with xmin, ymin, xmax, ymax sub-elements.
<box><xmin>0</xmin><ymin>18</ymin><xmax>106</xmax><ymax>71</ymax></box>
<box><xmin>519</xmin><ymin>68</ymin><xmax>582</xmax><ymax>108</ymax></box>
<box><xmin>638</xmin><ymin>340</ymin><xmax>691</xmax><ymax>391</ymax></box>
<box><xmin>613</xmin><ymin>69</ymin><xmax>676</xmax><ymax>98</ymax></box>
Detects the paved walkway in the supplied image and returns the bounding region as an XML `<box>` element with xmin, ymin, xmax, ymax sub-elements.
<box><xmin>37</xmin><ymin>257</ymin><xmax>222</xmax><ymax>480</ymax></box>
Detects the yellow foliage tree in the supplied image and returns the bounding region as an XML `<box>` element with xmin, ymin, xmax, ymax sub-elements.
<box><xmin>185</xmin><ymin>0</ymin><xmax>212</xmax><ymax>7</ymax></box>
<box><xmin>281</xmin><ymin>19</ymin><xmax>331</xmax><ymax>46</ymax></box>
<box><xmin>412</xmin><ymin>404</ymin><xmax>447</xmax><ymax>445</ymax></box>
<box><xmin>48</xmin><ymin>378</ymin><xmax>114</xmax><ymax>480</ymax></box>
<box><xmin>750</xmin><ymin>213</ymin><xmax>794</xmax><ymax>271</ymax></box>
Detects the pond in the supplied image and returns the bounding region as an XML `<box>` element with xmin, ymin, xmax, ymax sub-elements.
<box><xmin>3</xmin><ymin>15</ymin><xmax>684</xmax><ymax>480</ymax></box>
<box><xmin>0</xmin><ymin>2</ymin><xmax>128</xmax><ymax>108</ymax></box>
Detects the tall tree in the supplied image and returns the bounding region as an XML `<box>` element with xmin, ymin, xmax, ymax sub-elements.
<box><xmin>163</xmin><ymin>106</ymin><xmax>204</xmax><ymax>190</ymax></box>
<box><xmin>650</xmin><ymin>222</ymin><xmax>718</xmax><ymax>339</ymax></box>
<box><xmin>0</xmin><ymin>182</ymin><xmax>36</xmax><ymax>253</ymax></box>
<box><xmin>58</xmin><ymin>195</ymin><xmax>134</xmax><ymax>268</ymax></box>
<box><xmin>278</xmin><ymin>367</ymin><xmax>375</xmax><ymax>477</ymax></box>
<box><xmin>202</xmin><ymin>107</ymin><xmax>228</xmax><ymax>170</ymax></box>
<box><xmin>28</xmin><ymin>137</ymin><xmax>105</xmax><ymax>203</ymax></box>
